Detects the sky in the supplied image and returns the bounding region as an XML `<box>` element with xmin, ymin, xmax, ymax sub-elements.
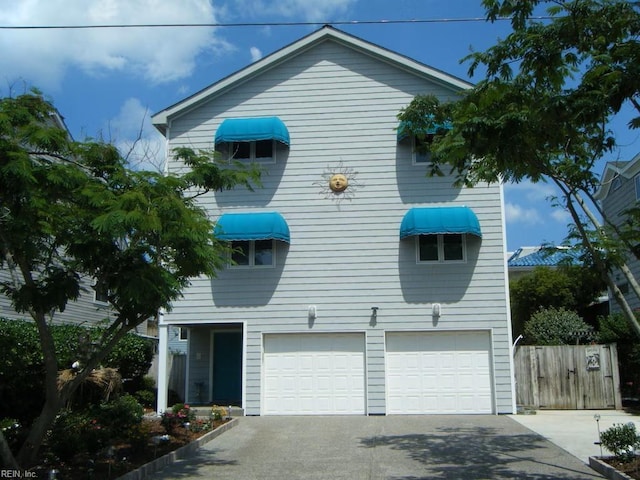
<box><xmin>1</xmin><ymin>0</ymin><xmax>638</xmax><ymax>252</ymax></box>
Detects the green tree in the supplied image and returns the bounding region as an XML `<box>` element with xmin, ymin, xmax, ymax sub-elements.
<box><xmin>510</xmin><ymin>264</ymin><xmax>605</xmax><ymax>337</ymax></box>
<box><xmin>0</xmin><ymin>89</ymin><xmax>260</xmax><ymax>467</ymax></box>
<box><xmin>398</xmin><ymin>0</ymin><xmax>640</xmax><ymax>336</ymax></box>
<box><xmin>524</xmin><ymin>306</ymin><xmax>596</xmax><ymax>345</ymax></box>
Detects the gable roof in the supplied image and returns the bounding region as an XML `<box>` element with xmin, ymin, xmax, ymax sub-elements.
<box><xmin>508</xmin><ymin>246</ymin><xmax>578</xmax><ymax>268</ymax></box>
<box><xmin>595</xmin><ymin>154</ymin><xmax>640</xmax><ymax>200</ymax></box>
<box><xmin>151</xmin><ymin>25</ymin><xmax>472</xmax><ymax>135</ymax></box>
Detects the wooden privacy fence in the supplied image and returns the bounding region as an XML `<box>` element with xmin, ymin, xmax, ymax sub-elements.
<box><xmin>514</xmin><ymin>344</ymin><xmax>622</xmax><ymax>410</ymax></box>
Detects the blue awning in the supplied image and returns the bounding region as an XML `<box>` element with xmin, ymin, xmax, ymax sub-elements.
<box><xmin>400</xmin><ymin>207</ymin><xmax>481</xmax><ymax>239</ymax></box>
<box><xmin>397</xmin><ymin>119</ymin><xmax>452</xmax><ymax>142</ymax></box>
<box><xmin>214</xmin><ymin>212</ymin><xmax>290</xmax><ymax>243</ymax></box>
<box><xmin>215</xmin><ymin>117</ymin><xmax>290</xmax><ymax>146</ymax></box>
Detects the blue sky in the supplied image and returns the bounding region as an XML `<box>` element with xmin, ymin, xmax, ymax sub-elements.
<box><xmin>1</xmin><ymin>0</ymin><xmax>637</xmax><ymax>251</ymax></box>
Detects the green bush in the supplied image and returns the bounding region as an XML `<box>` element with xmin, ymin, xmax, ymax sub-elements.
<box><xmin>48</xmin><ymin>410</ymin><xmax>107</xmax><ymax>461</ymax></box>
<box><xmin>134</xmin><ymin>389</ymin><xmax>156</xmax><ymax>408</ymax></box>
<box><xmin>91</xmin><ymin>395</ymin><xmax>143</xmax><ymax>438</ymax></box>
<box><xmin>600</xmin><ymin>422</ymin><xmax>640</xmax><ymax>462</ymax></box>
<box><xmin>0</xmin><ymin>318</ymin><xmax>155</xmax><ymax>423</ymax></box>
<box><xmin>523</xmin><ymin>307</ymin><xmax>596</xmax><ymax>345</ymax></box>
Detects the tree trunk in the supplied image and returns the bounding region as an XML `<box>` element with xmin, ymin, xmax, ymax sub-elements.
<box><xmin>0</xmin><ymin>429</ymin><xmax>19</xmax><ymax>470</ymax></box>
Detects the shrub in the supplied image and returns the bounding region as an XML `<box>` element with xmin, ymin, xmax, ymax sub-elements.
<box><xmin>91</xmin><ymin>395</ymin><xmax>144</xmax><ymax>438</ymax></box>
<box><xmin>524</xmin><ymin>307</ymin><xmax>596</xmax><ymax>345</ymax></box>
<box><xmin>134</xmin><ymin>389</ymin><xmax>156</xmax><ymax>408</ymax></box>
<box><xmin>598</xmin><ymin>313</ymin><xmax>640</xmax><ymax>397</ymax></box>
<box><xmin>211</xmin><ymin>405</ymin><xmax>227</xmax><ymax>421</ymax></box>
<box><xmin>600</xmin><ymin>422</ymin><xmax>640</xmax><ymax>462</ymax></box>
<box><xmin>48</xmin><ymin>410</ymin><xmax>107</xmax><ymax>461</ymax></box>
<box><xmin>161</xmin><ymin>403</ymin><xmax>195</xmax><ymax>433</ymax></box>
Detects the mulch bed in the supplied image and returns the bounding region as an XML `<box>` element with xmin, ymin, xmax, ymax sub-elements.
<box><xmin>600</xmin><ymin>456</ymin><xmax>640</xmax><ymax>479</ymax></box>
<box><xmin>33</xmin><ymin>417</ymin><xmax>229</xmax><ymax>480</ymax></box>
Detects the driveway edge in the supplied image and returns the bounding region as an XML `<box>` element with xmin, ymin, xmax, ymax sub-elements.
<box><xmin>116</xmin><ymin>418</ymin><xmax>238</xmax><ymax>480</ymax></box>
<box><xmin>589</xmin><ymin>456</ymin><xmax>635</xmax><ymax>480</ymax></box>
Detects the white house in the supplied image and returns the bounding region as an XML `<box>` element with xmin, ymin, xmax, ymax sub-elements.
<box><xmin>152</xmin><ymin>26</ymin><xmax>516</xmax><ymax>415</ymax></box>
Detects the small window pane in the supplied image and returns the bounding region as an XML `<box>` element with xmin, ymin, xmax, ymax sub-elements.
<box><xmin>254</xmin><ymin>239</ymin><xmax>273</xmax><ymax>266</ymax></box>
<box><xmin>419</xmin><ymin>235</ymin><xmax>439</xmax><ymax>261</ymax></box>
<box><xmin>231</xmin><ymin>241</ymin><xmax>250</xmax><ymax>265</ymax></box>
<box><xmin>414</xmin><ymin>135</ymin><xmax>433</xmax><ymax>164</ymax></box>
<box><xmin>255</xmin><ymin>140</ymin><xmax>273</xmax><ymax>160</ymax></box>
<box><xmin>94</xmin><ymin>282</ymin><xmax>109</xmax><ymax>303</ymax></box>
<box><xmin>635</xmin><ymin>175</ymin><xmax>640</xmax><ymax>201</ymax></box>
<box><xmin>232</xmin><ymin>142</ymin><xmax>251</xmax><ymax>160</ymax></box>
<box><xmin>443</xmin><ymin>234</ymin><xmax>464</xmax><ymax>261</ymax></box>
<box><xmin>179</xmin><ymin>327</ymin><xmax>188</xmax><ymax>340</ymax></box>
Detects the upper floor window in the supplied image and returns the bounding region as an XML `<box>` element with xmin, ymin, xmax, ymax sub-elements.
<box><xmin>215</xmin><ymin>117</ymin><xmax>290</xmax><ymax>166</ymax></box>
<box><xmin>93</xmin><ymin>281</ymin><xmax>109</xmax><ymax>304</ymax></box>
<box><xmin>635</xmin><ymin>175</ymin><xmax>640</xmax><ymax>201</ymax></box>
<box><xmin>417</xmin><ymin>234</ymin><xmax>466</xmax><ymax>263</ymax></box>
<box><xmin>612</xmin><ymin>176</ymin><xmax>622</xmax><ymax>191</ymax></box>
<box><xmin>230</xmin><ymin>140</ymin><xmax>276</xmax><ymax>164</ymax></box>
<box><xmin>412</xmin><ymin>135</ymin><xmax>433</xmax><ymax>165</ymax></box>
<box><xmin>230</xmin><ymin>239</ymin><xmax>275</xmax><ymax>268</ymax></box>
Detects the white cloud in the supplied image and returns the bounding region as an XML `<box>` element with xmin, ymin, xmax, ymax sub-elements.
<box><xmin>231</xmin><ymin>0</ymin><xmax>357</xmax><ymax>22</ymax></box>
<box><xmin>0</xmin><ymin>0</ymin><xmax>228</xmax><ymax>89</ymax></box>
<box><xmin>505</xmin><ymin>202</ymin><xmax>544</xmax><ymax>226</ymax></box>
<box><xmin>108</xmin><ymin>98</ymin><xmax>166</xmax><ymax>172</ymax></box>
<box><xmin>250</xmin><ymin>47</ymin><xmax>263</xmax><ymax>62</ymax></box>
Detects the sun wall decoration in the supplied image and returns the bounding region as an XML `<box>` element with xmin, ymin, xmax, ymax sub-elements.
<box><xmin>313</xmin><ymin>162</ymin><xmax>362</xmax><ymax>206</ymax></box>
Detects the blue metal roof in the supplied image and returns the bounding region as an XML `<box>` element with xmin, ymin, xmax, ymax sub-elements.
<box><xmin>214</xmin><ymin>212</ymin><xmax>290</xmax><ymax>243</ymax></box>
<box><xmin>215</xmin><ymin>117</ymin><xmax>290</xmax><ymax>146</ymax></box>
<box><xmin>508</xmin><ymin>248</ymin><xmax>578</xmax><ymax>267</ymax></box>
<box><xmin>400</xmin><ymin>206</ymin><xmax>482</xmax><ymax>239</ymax></box>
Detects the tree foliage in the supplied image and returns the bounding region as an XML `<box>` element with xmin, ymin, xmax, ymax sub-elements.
<box><xmin>0</xmin><ymin>89</ymin><xmax>260</xmax><ymax>467</ymax></box>
<box><xmin>524</xmin><ymin>306</ymin><xmax>596</xmax><ymax>345</ymax></box>
<box><xmin>398</xmin><ymin>0</ymin><xmax>640</xmax><ymax>336</ymax></box>
<box><xmin>510</xmin><ymin>264</ymin><xmax>605</xmax><ymax>335</ymax></box>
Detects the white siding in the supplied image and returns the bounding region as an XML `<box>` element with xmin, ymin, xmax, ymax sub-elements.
<box><xmin>601</xmin><ymin>174</ymin><xmax>640</xmax><ymax>312</ymax></box>
<box><xmin>162</xmin><ymin>38</ymin><xmax>513</xmax><ymax>414</ymax></box>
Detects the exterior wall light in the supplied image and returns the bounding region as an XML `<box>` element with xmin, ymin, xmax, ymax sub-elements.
<box><xmin>308</xmin><ymin>305</ymin><xmax>317</xmax><ymax>321</ymax></box>
<box><xmin>432</xmin><ymin>303</ymin><xmax>441</xmax><ymax>317</ymax></box>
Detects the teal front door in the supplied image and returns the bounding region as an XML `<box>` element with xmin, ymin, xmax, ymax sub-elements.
<box><xmin>212</xmin><ymin>331</ymin><xmax>242</xmax><ymax>405</ymax></box>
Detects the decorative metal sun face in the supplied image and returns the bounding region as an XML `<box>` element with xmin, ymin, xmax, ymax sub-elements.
<box><xmin>314</xmin><ymin>162</ymin><xmax>361</xmax><ymax>206</ymax></box>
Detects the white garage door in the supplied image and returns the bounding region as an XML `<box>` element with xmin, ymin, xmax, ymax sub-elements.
<box><xmin>386</xmin><ymin>331</ymin><xmax>493</xmax><ymax>414</ymax></box>
<box><xmin>263</xmin><ymin>333</ymin><xmax>366</xmax><ymax>415</ymax></box>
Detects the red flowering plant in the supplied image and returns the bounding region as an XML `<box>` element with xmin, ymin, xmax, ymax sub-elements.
<box><xmin>160</xmin><ymin>403</ymin><xmax>196</xmax><ymax>433</ymax></box>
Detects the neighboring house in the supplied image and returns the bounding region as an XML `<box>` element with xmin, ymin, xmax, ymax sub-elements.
<box><xmin>152</xmin><ymin>26</ymin><xmax>516</xmax><ymax>415</ymax></box>
<box><xmin>595</xmin><ymin>155</ymin><xmax>640</xmax><ymax>313</ymax></box>
<box><xmin>507</xmin><ymin>246</ymin><xmax>578</xmax><ymax>282</ymax></box>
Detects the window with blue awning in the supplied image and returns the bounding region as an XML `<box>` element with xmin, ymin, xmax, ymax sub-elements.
<box><xmin>215</xmin><ymin>117</ymin><xmax>290</xmax><ymax>146</ymax></box>
<box><xmin>400</xmin><ymin>206</ymin><xmax>482</xmax><ymax>239</ymax></box>
<box><xmin>214</xmin><ymin>212</ymin><xmax>291</xmax><ymax>243</ymax></box>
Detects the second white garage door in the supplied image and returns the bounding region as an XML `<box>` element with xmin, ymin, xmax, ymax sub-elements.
<box><xmin>263</xmin><ymin>333</ymin><xmax>366</xmax><ymax>415</ymax></box>
<box><xmin>386</xmin><ymin>331</ymin><xmax>493</xmax><ymax>414</ymax></box>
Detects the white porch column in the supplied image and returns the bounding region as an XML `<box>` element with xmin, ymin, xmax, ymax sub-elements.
<box><xmin>156</xmin><ymin>317</ymin><xmax>169</xmax><ymax>414</ymax></box>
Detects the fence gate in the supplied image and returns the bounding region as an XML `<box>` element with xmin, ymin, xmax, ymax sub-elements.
<box><xmin>514</xmin><ymin>344</ymin><xmax>622</xmax><ymax>410</ymax></box>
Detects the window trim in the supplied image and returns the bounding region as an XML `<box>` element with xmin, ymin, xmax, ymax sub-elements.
<box><xmin>415</xmin><ymin>234</ymin><xmax>467</xmax><ymax>264</ymax></box>
<box><xmin>229</xmin><ymin>239</ymin><xmax>276</xmax><ymax>268</ymax></box>
<box><xmin>228</xmin><ymin>139</ymin><xmax>277</xmax><ymax>164</ymax></box>
<box><xmin>635</xmin><ymin>174</ymin><xmax>640</xmax><ymax>201</ymax></box>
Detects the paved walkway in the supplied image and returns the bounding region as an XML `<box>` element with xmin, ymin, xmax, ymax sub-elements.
<box><xmin>510</xmin><ymin>409</ymin><xmax>640</xmax><ymax>463</ymax></box>
<box><xmin>153</xmin><ymin>415</ymin><xmax>603</xmax><ymax>479</ymax></box>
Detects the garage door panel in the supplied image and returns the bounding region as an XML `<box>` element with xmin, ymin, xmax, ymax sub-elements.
<box><xmin>386</xmin><ymin>331</ymin><xmax>493</xmax><ymax>414</ymax></box>
<box><xmin>264</xmin><ymin>333</ymin><xmax>365</xmax><ymax>415</ymax></box>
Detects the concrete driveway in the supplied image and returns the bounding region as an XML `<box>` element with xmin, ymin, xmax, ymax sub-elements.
<box><xmin>153</xmin><ymin>415</ymin><xmax>603</xmax><ymax>479</ymax></box>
